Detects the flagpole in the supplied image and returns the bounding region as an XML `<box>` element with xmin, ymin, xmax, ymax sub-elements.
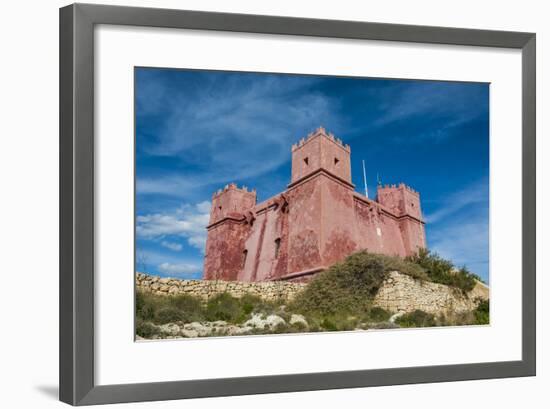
<box><xmin>362</xmin><ymin>159</ymin><xmax>369</xmax><ymax>198</ymax></box>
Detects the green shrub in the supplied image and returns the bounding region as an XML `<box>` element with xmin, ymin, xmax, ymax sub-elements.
<box><xmin>205</xmin><ymin>293</ymin><xmax>243</xmax><ymax>323</ymax></box>
<box><xmin>436</xmin><ymin>311</ymin><xmax>475</xmax><ymax>327</ymax></box>
<box><xmin>406</xmin><ymin>249</ymin><xmax>478</xmax><ymax>292</ymax></box>
<box><xmin>136</xmin><ymin>290</ymin><xmax>206</xmax><ymax>324</ymax></box>
<box><xmin>136</xmin><ymin>291</ymin><xmax>161</xmax><ymax>321</ymax></box>
<box><xmin>290</xmin><ymin>251</ymin><xmax>425</xmax><ymax>318</ymax></box>
<box><xmin>239</xmin><ymin>294</ymin><xmax>259</xmax><ymax>315</ymax></box>
<box><xmin>474</xmin><ymin>299</ymin><xmax>490</xmax><ymax>325</ymax></box>
<box><xmin>292</xmin><ymin>252</ymin><xmax>377</xmax><ymax>315</ymax></box>
<box><xmin>320</xmin><ymin>317</ymin><xmax>338</xmax><ymax>331</ymax></box>
<box><xmin>136</xmin><ymin>320</ymin><xmax>160</xmax><ymax>338</ymax></box>
<box><xmin>395</xmin><ymin>310</ymin><xmax>436</xmax><ymax>328</ymax></box>
<box><xmin>367</xmin><ymin>306</ymin><xmax>392</xmax><ymax>322</ymax></box>
<box><xmin>155</xmin><ymin>307</ymin><xmax>186</xmax><ymax>324</ymax></box>
<box><xmin>373</xmin><ymin>254</ymin><xmax>428</xmax><ymax>281</ymax></box>
<box><xmin>238</xmin><ymin>293</ymin><xmax>280</xmax><ymax>316</ymax></box>
<box><xmin>318</xmin><ymin>314</ymin><xmax>359</xmax><ymax>331</ymax></box>
<box><xmin>167</xmin><ymin>294</ymin><xmax>204</xmax><ymax>323</ymax></box>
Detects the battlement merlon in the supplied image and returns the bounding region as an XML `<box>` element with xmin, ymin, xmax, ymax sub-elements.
<box><xmin>212</xmin><ymin>182</ymin><xmax>257</xmax><ymax>199</ymax></box>
<box><xmin>291</xmin><ymin>126</ymin><xmax>351</xmax><ymax>153</ymax></box>
<box><xmin>377</xmin><ymin>183</ymin><xmax>420</xmax><ymax>197</ymax></box>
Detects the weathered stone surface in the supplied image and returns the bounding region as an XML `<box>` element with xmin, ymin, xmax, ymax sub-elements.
<box><xmin>373</xmin><ymin>271</ymin><xmax>489</xmax><ymax>315</ymax></box>
<box><xmin>289</xmin><ymin>314</ymin><xmax>308</xmax><ymax>327</ymax></box>
<box><xmin>183</xmin><ymin>322</ymin><xmax>211</xmax><ymax>337</ymax></box>
<box><xmin>244</xmin><ymin>314</ymin><xmax>268</xmax><ymax>329</ymax></box>
<box><xmin>136</xmin><ymin>272</ymin><xmax>306</xmax><ymax>302</ymax></box>
<box><xmin>243</xmin><ymin>313</ymin><xmax>285</xmax><ymax>330</ymax></box>
<box><xmin>159</xmin><ymin>323</ymin><xmax>181</xmax><ymax>336</ymax></box>
<box><xmin>265</xmin><ymin>314</ymin><xmax>285</xmax><ymax>328</ymax></box>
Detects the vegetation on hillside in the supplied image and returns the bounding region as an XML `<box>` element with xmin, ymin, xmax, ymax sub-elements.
<box><xmin>395</xmin><ymin>310</ymin><xmax>437</xmax><ymax>328</ymax></box>
<box><xmin>473</xmin><ymin>299</ymin><xmax>490</xmax><ymax>325</ymax></box>
<box><xmin>405</xmin><ymin>248</ymin><xmax>485</xmax><ymax>292</ymax></box>
<box><xmin>136</xmin><ymin>250</ymin><xmax>489</xmax><ymax>339</ymax></box>
<box><xmin>136</xmin><ymin>291</ymin><xmax>290</xmax><ymax>337</ymax></box>
<box><xmin>286</xmin><ymin>251</ymin><xmax>422</xmax><ymax>331</ymax></box>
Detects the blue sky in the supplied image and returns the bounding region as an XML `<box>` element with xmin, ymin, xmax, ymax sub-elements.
<box><xmin>135</xmin><ymin>67</ymin><xmax>489</xmax><ymax>282</ymax></box>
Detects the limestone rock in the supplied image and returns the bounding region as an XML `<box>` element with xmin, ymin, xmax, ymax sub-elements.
<box><xmin>136</xmin><ymin>273</ymin><xmax>306</xmax><ymax>301</ymax></box>
<box><xmin>373</xmin><ymin>271</ymin><xmax>489</xmax><ymax>315</ymax></box>
<box><xmin>244</xmin><ymin>313</ymin><xmax>267</xmax><ymax>329</ymax></box>
<box><xmin>159</xmin><ymin>323</ymin><xmax>181</xmax><ymax>336</ymax></box>
<box><xmin>181</xmin><ymin>329</ymin><xmax>199</xmax><ymax>338</ymax></box>
<box><xmin>183</xmin><ymin>322</ymin><xmax>212</xmax><ymax>337</ymax></box>
<box><xmin>389</xmin><ymin>311</ymin><xmax>406</xmax><ymax>323</ymax></box>
<box><xmin>265</xmin><ymin>314</ymin><xmax>285</xmax><ymax>328</ymax></box>
<box><xmin>289</xmin><ymin>314</ymin><xmax>308</xmax><ymax>327</ymax></box>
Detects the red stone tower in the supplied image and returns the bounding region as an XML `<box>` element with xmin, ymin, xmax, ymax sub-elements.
<box><xmin>203</xmin><ymin>127</ymin><xmax>427</xmax><ymax>282</ymax></box>
<box><xmin>284</xmin><ymin>127</ymin><xmax>357</xmax><ymax>280</ymax></box>
<box><xmin>376</xmin><ymin>183</ymin><xmax>426</xmax><ymax>256</ymax></box>
<box><xmin>204</xmin><ymin>184</ymin><xmax>256</xmax><ymax>280</ymax></box>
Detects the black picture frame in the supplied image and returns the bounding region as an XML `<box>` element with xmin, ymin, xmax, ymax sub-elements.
<box><xmin>59</xmin><ymin>3</ymin><xmax>536</xmax><ymax>406</ymax></box>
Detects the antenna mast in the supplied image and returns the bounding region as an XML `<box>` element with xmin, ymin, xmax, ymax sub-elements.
<box><xmin>362</xmin><ymin>159</ymin><xmax>369</xmax><ymax>198</ymax></box>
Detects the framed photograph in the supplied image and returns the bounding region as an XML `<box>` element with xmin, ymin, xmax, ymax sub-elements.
<box><xmin>59</xmin><ymin>3</ymin><xmax>536</xmax><ymax>405</ymax></box>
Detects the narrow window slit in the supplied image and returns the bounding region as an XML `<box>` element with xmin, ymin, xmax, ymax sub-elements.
<box><xmin>274</xmin><ymin>238</ymin><xmax>281</xmax><ymax>259</ymax></box>
<box><xmin>242</xmin><ymin>249</ymin><xmax>248</xmax><ymax>268</ymax></box>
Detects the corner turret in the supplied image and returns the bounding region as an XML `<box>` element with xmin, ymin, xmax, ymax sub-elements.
<box><xmin>209</xmin><ymin>183</ymin><xmax>257</xmax><ymax>226</ymax></box>
<box><xmin>376</xmin><ymin>183</ymin><xmax>423</xmax><ymax>220</ymax></box>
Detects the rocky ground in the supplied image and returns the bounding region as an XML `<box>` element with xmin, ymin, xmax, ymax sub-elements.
<box><xmin>136</xmin><ymin>312</ymin><xmax>403</xmax><ymax>340</ymax></box>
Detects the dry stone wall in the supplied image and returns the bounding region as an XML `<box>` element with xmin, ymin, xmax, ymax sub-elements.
<box><xmin>373</xmin><ymin>271</ymin><xmax>489</xmax><ymax>314</ymax></box>
<box><xmin>136</xmin><ymin>271</ymin><xmax>489</xmax><ymax>314</ymax></box>
<box><xmin>136</xmin><ymin>273</ymin><xmax>306</xmax><ymax>301</ymax></box>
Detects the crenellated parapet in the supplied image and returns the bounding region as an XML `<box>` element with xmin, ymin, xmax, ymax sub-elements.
<box><xmin>209</xmin><ymin>182</ymin><xmax>257</xmax><ymax>227</ymax></box>
<box><xmin>291</xmin><ymin>126</ymin><xmax>351</xmax><ymax>153</ymax></box>
<box><xmin>376</xmin><ymin>182</ymin><xmax>422</xmax><ymax>220</ymax></box>
<box><xmin>378</xmin><ymin>183</ymin><xmax>419</xmax><ymax>197</ymax></box>
<box><xmin>212</xmin><ymin>182</ymin><xmax>257</xmax><ymax>199</ymax></box>
<box><xmin>290</xmin><ymin>126</ymin><xmax>352</xmax><ymax>186</ymax></box>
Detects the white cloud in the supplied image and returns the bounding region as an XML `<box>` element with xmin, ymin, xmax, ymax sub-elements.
<box><xmin>160</xmin><ymin>241</ymin><xmax>183</xmax><ymax>252</ymax></box>
<box><xmin>158</xmin><ymin>262</ymin><xmax>201</xmax><ymax>277</ymax></box>
<box><xmin>136</xmin><ymin>201</ymin><xmax>210</xmax><ymax>252</ymax></box>
<box><xmin>374</xmin><ymin>82</ymin><xmax>487</xmax><ymax>128</ymax></box>
<box><xmin>424</xmin><ymin>177</ymin><xmax>490</xmax><ymax>280</ymax></box>
<box><xmin>136</xmin><ymin>72</ymin><xmax>344</xmax><ymax>196</ymax></box>
<box><xmin>424</xmin><ymin>177</ymin><xmax>488</xmax><ymax>224</ymax></box>
<box><xmin>429</xmin><ymin>218</ymin><xmax>489</xmax><ymax>280</ymax></box>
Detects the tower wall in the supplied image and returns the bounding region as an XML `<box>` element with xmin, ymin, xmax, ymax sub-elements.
<box><xmin>318</xmin><ymin>135</ymin><xmax>351</xmax><ymax>184</ymax></box>
<box><xmin>240</xmin><ymin>202</ymin><xmax>289</xmax><ymax>282</ymax></box>
<box><xmin>352</xmin><ymin>197</ymin><xmax>408</xmax><ymax>257</ymax></box>
<box><xmin>398</xmin><ymin>217</ymin><xmax>427</xmax><ymax>256</ymax></box>
<box><xmin>285</xmin><ymin>176</ymin><xmax>323</xmax><ymax>277</ymax></box>
<box><xmin>203</xmin><ymin>221</ymin><xmax>250</xmax><ymax>280</ymax></box>
<box><xmin>319</xmin><ymin>175</ymin><xmax>358</xmax><ymax>267</ymax></box>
